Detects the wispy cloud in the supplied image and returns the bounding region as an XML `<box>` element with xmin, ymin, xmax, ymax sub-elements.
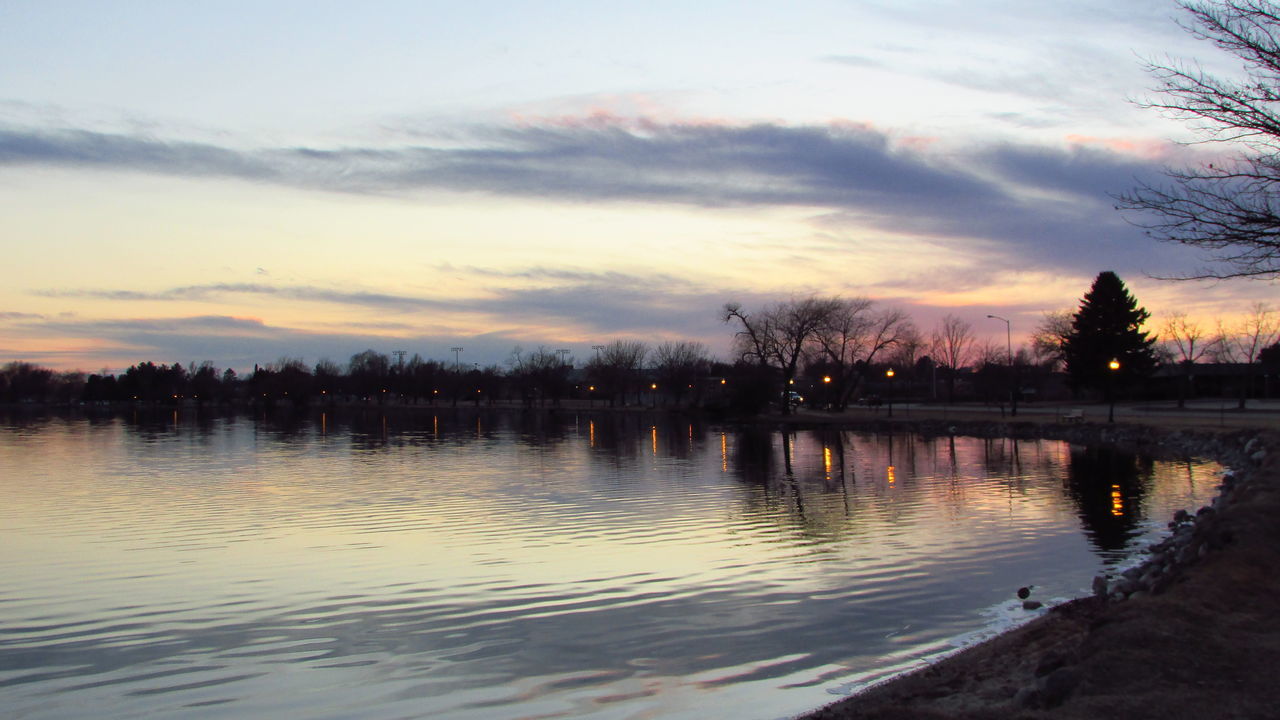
<box><xmin>2</xmin><ymin>117</ymin><xmax>1190</xmax><ymax>275</ymax></box>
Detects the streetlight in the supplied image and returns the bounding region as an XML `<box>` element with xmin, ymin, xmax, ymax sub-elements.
<box><xmin>885</xmin><ymin>366</ymin><xmax>896</xmax><ymax>417</ymax></box>
<box><xmin>1108</xmin><ymin>358</ymin><xmax>1121</xmax><ymax>423</ymax></box>
<box><xmin>451</xmin><ymin>347</ymin><xmax>464</xmax><ymax>371</ymax></box>
<box><xmin>823</xmin><ymin>375</ymin><xmax>832</xmax><ymax>411</ymax></box>
<box><xmin>986</xmin><ymin>314</ymin><xmax>1017</xmax><ymax>417</ymax></box>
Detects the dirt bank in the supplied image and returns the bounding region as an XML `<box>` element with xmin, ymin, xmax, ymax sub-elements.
<box><xmin>797</xmin><ymin>421</ymin><xmax>1280</xmax><ymax>720</ymax></box>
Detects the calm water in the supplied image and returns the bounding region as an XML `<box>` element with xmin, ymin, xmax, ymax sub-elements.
<box><xmin>0</xmin><ymin>409</ymin><xmax>1221</xmax><ymax>720</ymax></box>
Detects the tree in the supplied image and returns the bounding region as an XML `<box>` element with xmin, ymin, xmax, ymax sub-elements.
<box><xmin>930</xmin><ymin>314</ymin><xmax>975</xmax><ymax>402</ymax></box>
<box><xmin>811</xmin><ymin>299</ymin><xmax>914</xmax><ymax>410</ymax></box>
<box><xmin>1031</xmin><ymin>309</ymin><xmax>1073</xmax><ymax>370</ymax></box>
<box><xmin>1119</xmin><ymin>1</ymin><xmax>1280</xmax><ymax>278</ymax></box>
<box><xmin>652</xmin><ymin>340</ymin><xmax>711</xmax><ymax>407</ymax></box>
<box><xmin>1213</xmin><ymin>302</ymin><xmax>1280</xmax><ymax>406</ymax></box>
<box><xmin>1062</xmin><ymin>272</ymin><xmax>1158</xmax><ymax>398</ymax></box>
<box><xmin>587</xmin><ymin>340</ymin><xmax>648</xmax><ymax>406</ymax></box>
<box><xmin>723</xmin><ymin>296</ymin><xmax>841</xmax><ymax>414</ymax></box>
<box><xmin>1162</xmin><ymin>311</ymin><xmax>1218</xmax><ymax>407</ymax></box>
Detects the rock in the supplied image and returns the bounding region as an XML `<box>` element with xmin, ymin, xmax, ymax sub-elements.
<box><xmin>1023</xmin><ymin>600</ymin><xmax>1044</xmax><ymax>610</ymax></box>
<box><xmin>1092</xmin><ymin>575</ymin><xmax>1108</xmax><ymax>598</ymax></box>
<box><xmin>1039</xmin><ymin>666</ymin><xmax>1083</xmax><ymax>708</ymax></box>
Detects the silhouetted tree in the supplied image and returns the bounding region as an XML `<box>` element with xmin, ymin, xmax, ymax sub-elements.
<box><xmin>811</xmin><ymin>299</ymin><xmax>913</xmax><ymax>410</ymax></box>
<box><xmin>652</xmin><ymin>340</ymin><xmax>710</xmax><ymax>406</ymax></box>
<box><xmin>1062</xmin><ymin>272</ymin><xmax>1157</xmax><ymax>399</ymax></box>
<box><xmin>2</xmin><ymin>362</ymin><xmax>54</xmax><ymax>403</ymax></box>
<box><xmin>588</xmin><ymin>340</ymin><xmax>648</xmax><ymax>406</ymax></box>
<box><xmin>189</xmin><ymin>362</ymin><xmax>220</xmax><ymax>406</ymax></box>
<box><xmin>1120</xmin><ymin>1</ymin><xmax>1280</xmax><ymax>278</ymax></box>
<box><xmin>1031</xmin><ymin>309</ymin><xmax>1073</xmax><ymax>371</ymax></box>
<box><xmin>348</xmin><ymin>350</ymin><xmax>392</xmax><ymax>402</ymax></box>
<box><xmin>1213</xmin><ymin>302</ymin><xmax>1280</xmax><ymax>407</ymax></box>
<box><xmin>930</xmin><ymin>314</ymin><xmax>975</xmax><ymax>402</ymax></box>
<box><xmin>723</xmin><ymin>296</ymin><xmax>841</xmax><ymax>414</ymax></box>
<box><xmin>1162</xmin><ymin>311</ymin><xmax>1217</xmax><ymax>407</ymax></box>
<box><xmin>508</xmin><ymin>346</ymin><xmax>571</xmax><ymax>407</ymax></box>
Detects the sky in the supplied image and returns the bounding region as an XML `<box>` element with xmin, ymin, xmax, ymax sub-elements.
<box><xmin>1</xmin><ymin>0</ymin><xmax>1274</xmax><ymax>373</ymax></box>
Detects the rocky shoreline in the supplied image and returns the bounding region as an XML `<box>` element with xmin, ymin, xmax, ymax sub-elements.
<box><xmin>794</xmin><ymin>419</ymin><xmax>1280</xmax><ymax>719</ymax></box>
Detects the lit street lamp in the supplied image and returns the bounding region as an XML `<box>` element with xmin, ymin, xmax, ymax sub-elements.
<box><xmin>1108</xmin><ymin>359</ymin><xmax>1121</xmax><ymax>423</ymax></box>
<box><xmin>886</xmin><ymin>368</ymin><xmax>895</xmax><ymax>417</ymax></box>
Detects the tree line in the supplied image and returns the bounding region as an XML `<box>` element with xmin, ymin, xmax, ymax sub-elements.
<box><xmin>4</xmin><ymin>270</ymin><xmax>1279</xmax><ymax>411</ymax></box>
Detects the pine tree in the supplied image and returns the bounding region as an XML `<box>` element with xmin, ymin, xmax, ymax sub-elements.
<box><xmin>1062</xmin><ymin>271</ymin><xmax>1157</xmax><ymax>395</ymax></box>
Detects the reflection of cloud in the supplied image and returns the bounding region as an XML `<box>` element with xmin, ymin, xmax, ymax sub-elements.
<box><xmin>0</xmin><ymin>118</ymin><xmax>1194</xmax><ymax>275</ymax></box>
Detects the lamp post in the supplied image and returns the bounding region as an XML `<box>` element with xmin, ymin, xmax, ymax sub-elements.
<box><xmin>986</xmin><ymin>314</ymin><xmax>1016</xmax><ymax>417</ymax></box>
<box><xmin>823</xmin><ymin>375</ymin><xmax>831</xmax><ymax>411</ymax></box>
<box><xmin>451</xmin><ymin>347</ymin><xmax>463</xmax><ymax>371</ymax></box>
<box><xmin>1108</xmin><ymin>359</ymin><xmax>1121</xmax><ymax>423</ymax></box>
<box><xmin>886</xmin><ymin>368</ymin><xmax>895</xmax><ymax>418</ymax></box>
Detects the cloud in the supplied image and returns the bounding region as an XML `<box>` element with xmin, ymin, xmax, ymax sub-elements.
<box><xmin>1</xmin><ymin>117</ymin><xmax>1196</xmax><ymax>276</ymax></box>
<box><xmin>35</xmin><ymin>283</ymin><xmax>455</xmax><ymax>313</ymax></box>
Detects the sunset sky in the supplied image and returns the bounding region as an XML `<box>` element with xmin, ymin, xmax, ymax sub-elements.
<box><xmin>2</xmin><ymin>0</ymin><xmax>1273</xmax><ymax>373</ymax></box>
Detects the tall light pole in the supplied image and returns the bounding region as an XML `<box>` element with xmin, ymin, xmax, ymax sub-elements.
<box><xmin>885</xmin><ymin>368</ymin><xmax>895</xmax><ymax>418</ymax></box>
<box><xmin>986</xmin><ymin>314</ymin><xmax>1017</xmax><ymax>417</ymax></box>
<box><xmin>1108</xmin><ymin>359</ymin><xmax>1121</xmax><ymax>423</ymax></box>
<box><xmin>557</xmin><ymin>348</ymin><xmax>571</xmax><ymax>366</ymax></box>
<box><xmin>592</xmin><ymin>344</ymin><xmax>605</xmax><ymax>362</ymax></box>
<box><xmin>451</xmin><ymin>347</ymin><xmax>463</xmax><ymax>371</ymax></box>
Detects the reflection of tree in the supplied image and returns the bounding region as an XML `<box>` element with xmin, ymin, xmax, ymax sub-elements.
<box><xmin>1063</xmin><ymin>445</ymin><xmax>1152</xmax><ymax>555</ymax></box>
<box><xmin>731</xmin><ymin>428</ymin><xmax>776</xmax><ymax>485</ymax></box>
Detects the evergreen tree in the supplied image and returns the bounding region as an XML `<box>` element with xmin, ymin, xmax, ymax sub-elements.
<box><xmin>1062</xmin><ymin>271</ymin><xmax>1157</xmax><ymax>395</ymax></box>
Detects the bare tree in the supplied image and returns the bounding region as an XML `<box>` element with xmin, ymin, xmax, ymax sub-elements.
<box><xmin>588</xmin><ymin>340</ymin><xmax>649</xmax><ymax>406</ymax></box>
<box><xmin>723</xmin><ymin>296</ymin><xmax>840</xmax><ymax>414</ymax></box>
<box><xmin>1119</xmin><ymin>1</ymin><xmax>1280</xmax><ymax>278</ymax></box>
<box><xmin>652</xmin><ymin>340</ymin><xmax>711</xmax><ymax>406</ymax></box>
<box><xmin>1214</xmin><ymin>302</ymin><xmax>1280</xmax><ymax>407</ymax></box>
<box><xmin>811</xmin><ymin>299</ymin><xmax>914</xmax><ymax>409</ymax></box>
<box><xmin>1162</xmin><ymin>311</ymin><xmax>1219</xmax><ymax>407</ymax></box>
<box><xmin>1031</xmin><ymin>310</ymin><xmax>1073</xmax><ymax>370</ymax></box>
<box><xmin>931</xmin><ymin>314</ymin><xmax>975</xmax><ymax>402</ymax></box>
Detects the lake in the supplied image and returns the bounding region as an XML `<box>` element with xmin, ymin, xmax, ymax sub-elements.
<box><xmin>0</xmin><ymin>408</ymin><xmax>1221</xmax><ymax>719</ymax></box>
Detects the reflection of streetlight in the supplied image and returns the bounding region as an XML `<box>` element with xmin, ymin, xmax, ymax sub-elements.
<box><xmin>986</xmin><ymin>314</ymin><xmax>1017</xmax><ymax>417</ymax></box>
<box><xmin>1108</xmin><ymin>359</ymin><xmax>1121</xmax><ymax>423</ymax></box>
<box><xmin>886</xmin><ymin>368</ymin><xmax>896</xmax><ymax>417</ymax></box>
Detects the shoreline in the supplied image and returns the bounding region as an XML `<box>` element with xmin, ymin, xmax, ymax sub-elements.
<box><xmin>792</xmin><ymin>416</ymin><xmax>1280</xmax><ymax>719</ymax></box>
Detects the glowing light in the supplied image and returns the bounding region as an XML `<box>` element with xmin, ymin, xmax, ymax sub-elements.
<box><xmin>1111</xmin><ymin>484</ymin><xmax>1124</xmax><ymax>516</ymax></box>
<box><xmin>887</xmin><ymin>465</ymin><xmax>896</xmax><ymax>484</ymax></box>
<box><xmin>823</xmin><ymin>446</ymin><xmax>832</xmax><ymax>479</ymax></box>
<box><xmin>1109</xmin><ymin>359</ymin><xmax>1121</xmax><ymax>371</ymax></box>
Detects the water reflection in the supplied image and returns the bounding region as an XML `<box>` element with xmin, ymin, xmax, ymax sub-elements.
<box><xmin>0</xmin><ymin>409</ymin><xmax>1223</xmax><ymax>720</ymax></box>
<box><xmin>1064</xmin><ymin>445</ymin><xmax>1153</xmax><ymax>555</ymax></box>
